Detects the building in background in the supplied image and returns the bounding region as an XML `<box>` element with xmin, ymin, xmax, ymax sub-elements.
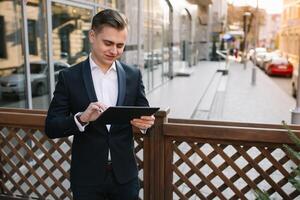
<box><xmin>208</xmin><ymin>0</ymin><xmax>227</xmax><ymax>60</ymax></box>
<box><xmin>259</xmin><ymin>14</ymin><xmax>281</xmax><ymax>50</ymax></box>
<box><xmin>280</xmin><ymin>0</ymin><xmax>300</xmax><ymax>96</ymax></box>
<box><xmin>280</xmin><ymin>0</ymin><xmax>300</xmax><ymax>71</ymax></box>
<box><xmin>0</xmin><ymin>0</ymin><xmax>212</xmax><ymax>110</ymax></box>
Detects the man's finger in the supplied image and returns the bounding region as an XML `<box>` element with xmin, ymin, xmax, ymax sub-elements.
<box><xmin>140</xmin><ymin>115</ymin><xmax>155</xmax><ymax>120</ymax></box>
<box><xmin>131</xmin><ymin>120</ymin><xmax>153</xmax><ymax>129</ymax></box>
<box><xmin>90</xmin><ymin>104</ymin><xmax>103</xmax><ymax>113</ymax></box>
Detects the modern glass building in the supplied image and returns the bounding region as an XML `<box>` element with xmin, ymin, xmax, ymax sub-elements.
<box><xmin>0</xmin><ymin>0</ymin><xmax>211</xmax><ymax>110</ymax></box>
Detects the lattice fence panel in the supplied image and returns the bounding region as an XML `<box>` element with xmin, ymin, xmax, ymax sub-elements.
<box><xmin>171</xmin><ymin>141</ymin><xmax>300</xmax><ymax>200</ymax></box>
<box><xmin>0</xmin><ymin>126</ymin><xmax>72</xmax><ymax>200</ymax></box>
<box><xmin>0</xmin><ymin>126</ymin><xmax>145</xmax><ymax>200</ymax></box>
<box><xmin>134</xmin><ymin>135</ymin><xmax>145</xmax><ymax>200</ymax></box>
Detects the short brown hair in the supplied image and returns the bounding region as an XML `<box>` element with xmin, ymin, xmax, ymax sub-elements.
<box><xmin>91</xmin><ymin>9</ymin><xmax>128</xmax><ymax>33</ymax></box>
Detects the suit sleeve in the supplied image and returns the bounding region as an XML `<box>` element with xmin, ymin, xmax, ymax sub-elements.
<box><xmin>45</xmin><ymin>71</ymin><xmax>81</xmax><ymax>139</ymax></box>
<box><xmin>135</xmin><ymin>69</ymin><xmax>150</xmax><ymax>107</ymax></box>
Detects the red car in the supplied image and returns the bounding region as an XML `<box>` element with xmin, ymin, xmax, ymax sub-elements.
<box><xmin>265</xmin><ymin>57</ymin><xmax>293</xmax><ymax>77</ymax></box>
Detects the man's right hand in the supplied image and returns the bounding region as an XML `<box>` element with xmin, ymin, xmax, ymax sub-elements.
<box><xmin>79</xmin><ymin>102</ymin><xmax>108</xmax><ymax>123</ymax></box>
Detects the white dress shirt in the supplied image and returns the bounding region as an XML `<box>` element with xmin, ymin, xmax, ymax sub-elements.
<box><xmin>74</xmin><ymin>55</ymin><xmax>118</xmax><ymax>160</ymax></box>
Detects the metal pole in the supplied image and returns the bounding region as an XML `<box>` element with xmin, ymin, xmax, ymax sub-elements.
<box><xmin>46</xmin><ymin>0</ymin><xmax>55</xmax><ymax>101</ymax></box>
<box><xmin>137</xmin><ymin>0</ymin><xmax>142</xmax><ymax>69</ymax></box>
<box><xmin>291</xmin><ymin>35</ymin><xmax>300</xmax><ymax>124</ymax></box>
<box><xmin>252</xmin><ymin>0</ymin><xmax>259</xmax><ymax>86</ymax></box>
<box><xmin>21</xmin><ymin>0</ymin><xmax>33</xmax><ymax>109</ymax></box>
<box><xmin>243</xmin><ymin>13</ymin><xmax>251</xmax><ymax>70</ymax></box>
<box><xmin>243</xmin><ymin>14</ymin><xmax>247</xmax><ymax>70</ymax></box>
<box><xmin>166</xmin><ymin>0</ymin><xmax>173</xmax><ymax>79</ymax></box>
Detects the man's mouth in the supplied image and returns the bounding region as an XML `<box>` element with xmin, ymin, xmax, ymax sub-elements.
<box><xmin>105</xmin><ymin>55</ymin><xmax>116</xmax><ymax>60</ymax></box>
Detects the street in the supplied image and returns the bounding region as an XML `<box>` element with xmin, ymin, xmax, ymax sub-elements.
<box><xmin>270</xmin><ymin>75</ymin><xmax>294</xmax><ymax>97</ymax></box>
<box><xmin>254</xmin><ymin>65</ymin><xmax>295</xmax><ymax>98</ymax></box>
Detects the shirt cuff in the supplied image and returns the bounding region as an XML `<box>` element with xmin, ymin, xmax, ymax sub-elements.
<box><xmin>74</xmin><ymin>112</ymin><xmax>89</xmax><ymax>132</ymax></box>
<box><xmin>140</xmin><ymin>128</ymin><xmax>148</xmax><ymax>134</ymax></box>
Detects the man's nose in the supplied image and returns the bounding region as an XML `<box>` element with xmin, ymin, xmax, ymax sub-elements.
<box><xmin>110</xmin><ymin>46</ymin><xmax>117</xmax><ymax>54</ymax></box>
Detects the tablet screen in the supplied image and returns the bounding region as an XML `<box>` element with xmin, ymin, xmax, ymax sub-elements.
<box><xmin>97</xmin><ymin>106</ymin><xmax>160</xmax><ymax>124</ymax></box>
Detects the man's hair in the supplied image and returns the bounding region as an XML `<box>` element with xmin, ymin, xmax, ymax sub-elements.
<box><xmin>91</xmin><ymin>9</ymin><xmax>128</xmax><ymax>33</ymax></box>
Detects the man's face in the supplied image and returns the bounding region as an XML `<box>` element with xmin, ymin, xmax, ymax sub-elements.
<box><xmin>89</xmin><ymin>26</ymin><xmax>127</xmax><ymax>68</ymax></box>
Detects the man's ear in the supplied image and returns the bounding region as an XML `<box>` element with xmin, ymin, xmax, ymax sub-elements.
<box><xmin>88</xmin><ymin>30</ymin><xmax>95</xmax><ymax>43</ymax></box>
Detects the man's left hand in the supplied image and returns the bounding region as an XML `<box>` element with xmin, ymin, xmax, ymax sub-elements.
<box><xmin>130</xmin><ymin>115</ymin><xmax>155</xmax><ymax>130</ymax></box>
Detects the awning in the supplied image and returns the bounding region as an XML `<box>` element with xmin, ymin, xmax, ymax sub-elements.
<box><xmin>222</xmin><ymin>33</ymin><xmax>234</xmax><ymax>41</ymax></box>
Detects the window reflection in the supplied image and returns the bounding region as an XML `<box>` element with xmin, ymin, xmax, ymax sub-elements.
<box><xmin>0</xmin><ymin>0</ymin><xmax>25</xmax><ymax>108</ymax></box>
<box><xmin>27</xmin><ymin>0</ymin><xmax>49</xmax><ymax>109</ymax></box>
<box><xmin>0</xmin><ymin>16</ymin><xmax>7</xmax><ymax>58</ymax></box>
<box><xmin>52</xmin><ymin>3</ymin><xmax>93</xmax><ymax>65</ymax></box>
<box><xmin>142</xmin><ymin>0</ymin><xmax>169</xmax><ymax>91</ymax></box>
<box><xmin>0</xmin><ymin>0</ymin><xmax>171</xmax><ymax>109</ymax></box>
<box><xmin>107</xmin><ymin>0</ymin><xmax>117</xmax><ymax>8</ymax></box>
<box><xmin>28</xmin><ymin>19</ymin><xmax>37</xmax><ymax>55</ymax></box>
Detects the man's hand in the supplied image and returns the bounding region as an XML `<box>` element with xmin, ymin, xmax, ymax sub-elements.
<box><xmin>80</xmin><ymin>102</ymin><xmax>108</xmax><ymax>123</ymax></box>
<box><xmin>130</xmin><ymin>115</ymin><xmax>155</xmax><ymax>130</ymax></box>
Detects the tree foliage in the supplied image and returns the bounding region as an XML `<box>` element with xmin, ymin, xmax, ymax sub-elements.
<box><xmin>227</xmin><ymin>4</ymin><xmax>266</xmax><ymax>48</ymax></box>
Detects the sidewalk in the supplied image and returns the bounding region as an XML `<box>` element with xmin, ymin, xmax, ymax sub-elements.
<box><xmin>208</xmin><ymin>60</ymin><xmax>296</xmax><ymax>124</ymax></box>
<box><xmin>147</xmin><ymin>59</ymin><xmax>296</xmax><ymax>124</ymax></box>
<box><xmin>146</xmin><ymin>61</ymin><xmax>221</xmax><ymax>118</ymax></box>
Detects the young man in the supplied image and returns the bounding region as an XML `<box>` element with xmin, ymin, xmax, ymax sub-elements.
<box><xmin>45</xmin><ymin>9</ymin><xmax>155</xmax><ymax>200</ymax></box>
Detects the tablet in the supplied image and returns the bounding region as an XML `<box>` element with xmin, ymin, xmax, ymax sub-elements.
<box><xmin>97</xmin><ymin>106</ymin><xmax>160</xmax><ymax>124</ymax></box>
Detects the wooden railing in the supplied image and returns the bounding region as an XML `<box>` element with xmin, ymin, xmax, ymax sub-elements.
<box><xmin>0</xmin><ymin>108</ymin><xmax>299</xmax><ymax>199</ymax></box>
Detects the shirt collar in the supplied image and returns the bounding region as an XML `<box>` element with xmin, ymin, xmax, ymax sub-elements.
<box><xmin>89</xmin><ymin>54</ymin><xmax>116</xmax><ymax>72</ymax></box>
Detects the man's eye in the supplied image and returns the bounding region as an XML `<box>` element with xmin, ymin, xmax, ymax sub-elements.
<box><xmin>117</xmin><ymin>45</ymin><xmax>124</xmax><ymax>48</ymax></box>
<box><xmin>104</xmin><ymin>42</ymin><xmax>112</xmax><ymax>46</ymax></box>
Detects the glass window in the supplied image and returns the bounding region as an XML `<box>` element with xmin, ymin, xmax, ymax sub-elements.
<box><xmin>162</xmin><ymin>0</ymin><xmax>170</xmax><ymax>78</ymax></box>
<box><xmin>52</xmin><ymin>2</ymin><xmax>93</xmax><ymax>65</ymax></box>
<box><xmin>92</xmin><ymin>0</ymin><xmax>105</xmax><ymax>4</ymax></box>
<box><xmin>152</xmin><ymin>0</ymin><xmax>164</xmax><ymax>89</ymax></box>
<box><xmin>28</xmin><ymin>19</ymin><xmax>38</xmax><ymax>55</ymax></box>
<box><xmin>142</xmin><ymin>0</ymin><xmax>151</xmax><ymax>91</ymax></box>
<box><xmin>0</xmin><ymin>15</ymin><xmax>7</xmax><ymax>58</ymax></box>
<box><xmin>142</xmin><ymin>0</ymin><xmax>168</xmax><ymax>91</ymax></box>
<box><xmin>106</xmin><ymin>0</ymin><xmax>117</xmax><ymax>8</ymax></box>
<box><xmin>0</xmin><ymin>0</ymin><xmax>25</xmax><ymax>108</ymax></box>
<box><xmin>82</xmin><ymin>30</ymin><xmax>89</xmax><ymax>53</ymax></box>
<box><xmin>27</xmin><ymin>0</ymin><xmax>49</xmax><ymax>109</ymax></box>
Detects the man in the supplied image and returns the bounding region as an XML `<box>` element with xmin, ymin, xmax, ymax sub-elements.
<box><xmin>45</xmin><ymin>9</ymin><xmax>155</xmax><ymax>200</ymax></box>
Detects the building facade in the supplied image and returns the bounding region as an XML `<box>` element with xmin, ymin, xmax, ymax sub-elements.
<box><xmin>280</xmin><ymin>0</ymin><xmax>300</xmax><ymax>71</ymax></box>
<box><xmin>0</xmin><ymin>0</ymin><xmax>211</xmax><ymax>110</ymax></box>
<box><xmin>259</xmin><ymin>14</ymin><xmax>281</xmax><ymax>50</ymax></box>
<box><xmin>209</xmin><ymin>0</ymin><xmax>227</xmax><ymax>57</ymax></box>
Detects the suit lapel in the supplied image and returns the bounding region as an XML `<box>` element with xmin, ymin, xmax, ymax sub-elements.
<box><xmin>110</xmin><ymin>61</ymin><xmax>127</xmax><ymax>133</ymax></box>
<box><xmin>82</xmin><ymin>58</ymin><xmax>98</xmax><ymax>102</ymax></box>
<box><xmin>116</xmin><ymin>60</ymin><xmax>126</xmax><ymax>106</ymax></box>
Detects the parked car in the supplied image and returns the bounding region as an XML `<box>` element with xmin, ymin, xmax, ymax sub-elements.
<box><xmin>0</xmin><ymin>60</ymin><xmax>70</xmax><ymax>98</ymax></box>
<box><xmin>264</xmin><ymin>56</ymin><xmax>293</xmax><ymax>77</ymax></box>
<box><xmin>248</xmin><ymin>47</ymin><xmax>267</xmax><ymax>62</ymax></box>
<box><xmin>144</xmin><ymin>52</ymin><xmax>163</xmax><ymax>68</ymax></box>
<box><xmin>257</xmin><ymin>51</ymin><xmax>282</xmax><ymax>70</ymax></box>
<box><xmin>255</xmin><ymin>51</ymin><xmax>269</xmax><ymax>69</ymax></box>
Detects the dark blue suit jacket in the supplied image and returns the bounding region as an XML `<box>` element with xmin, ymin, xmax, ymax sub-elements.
<box><xmin>45</xmin><ymin>58</ymin><xmax>149</xmax><ymax>186</ymax></box>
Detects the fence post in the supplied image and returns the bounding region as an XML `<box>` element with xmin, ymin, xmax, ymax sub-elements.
<box><xmin>164</xmin><ymin>136</ymin><xmax>173</xmax><ymax>199</ymax></box>
<box><xmin>0</xmin><ymin>137</ymin><xmax>3</xmax><ymax>194</ymax></box>
<box><xmin>146</xmin><ymin>109</ymin><xmax>169</xmax><ymax>200</ymax></box>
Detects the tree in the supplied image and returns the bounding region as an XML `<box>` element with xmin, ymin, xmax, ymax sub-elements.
<box><xmin>227</xmin><ymin>4</ymin><xmax>266</xmax><ymax>49</ymax></box>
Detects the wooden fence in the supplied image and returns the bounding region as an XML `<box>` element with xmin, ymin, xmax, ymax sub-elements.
<box><xmin>0</xmin><ymin>108</ymin><xmax>299</xmax><ymax>199</ymax></box>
